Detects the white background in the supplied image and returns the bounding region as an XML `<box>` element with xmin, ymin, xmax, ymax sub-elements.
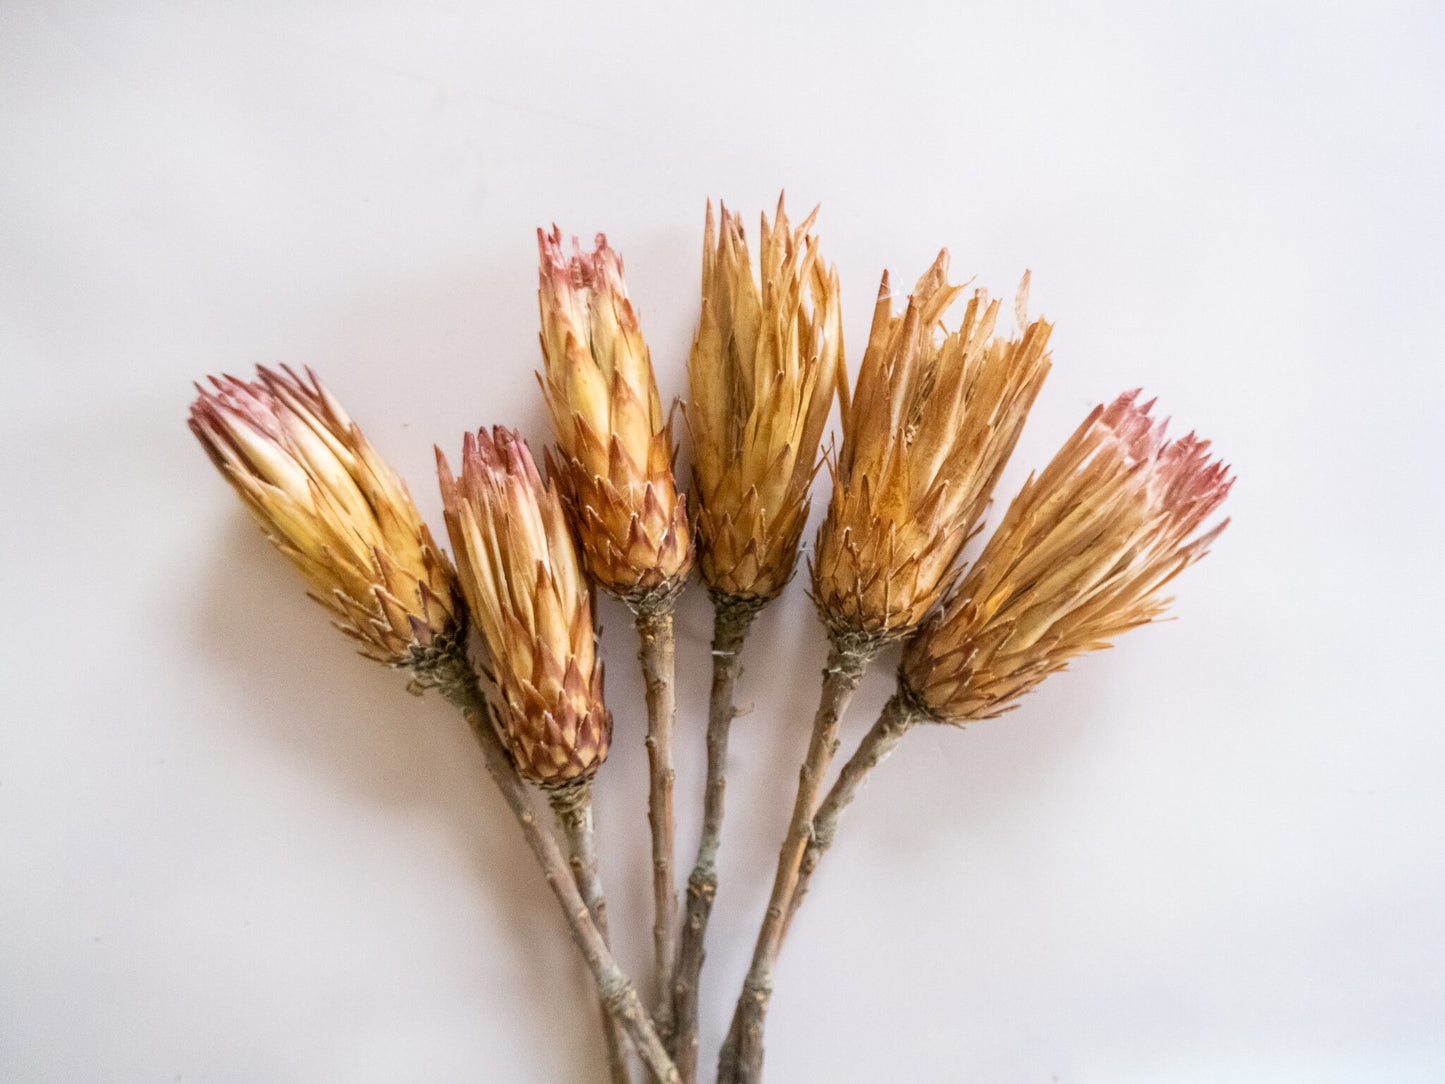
<box><xmin>3</xmin><ymin>2</ymin><xmax>1443</xmax><ymax>1081</ymax></box>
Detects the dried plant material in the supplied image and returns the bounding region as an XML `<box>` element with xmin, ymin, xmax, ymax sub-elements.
<box><xmin>188</xmin><ymin>366</ymin><xmax>461</xmax><ymax>664</ymax></box>
<box><xmin>538</xmin><ymin>226</ymin><xmax>692</xmax><ymax>1035</ymax></box>
<box><xmin>436</xmin><ymin>663</ymin><xmax>678</xmax><ymax>1084</ymax></box>
<box><xmin>438</xmin><ymin>427</ymin><xmax>611</xmax><ymax>785</ymax></box>
<box><xmin>727</xmin><ymin>257</ymin><xmax>1052</xmax><ymax>1083</ymax></box>
<box><xmin>811</xmin><ymin>252</ymin><xmax>1053</xmax><ymax>645</ymax></box>
<box><xmin>674</xmin><ymin>195</ymin><xmax>843</xmax><ymax>1081</ymax></box>
<box><xmin>901</xmin><ymin>391</ymin><xmax>1233</xmax><ymax>722</ymax></box>
<box><xmin>686</xmin><ymin>196</ymin><xmax>843</xmax><ymax>606</ymax></box>
<box><xmin>537</xmin><ymin>227</ymin><xmax>692</xmax><ymax>607</ymax></box>
<box><xmin>775</xmin><ymin>395</ymin><xmax>1231</xmax><ymax>1044</ymax></box>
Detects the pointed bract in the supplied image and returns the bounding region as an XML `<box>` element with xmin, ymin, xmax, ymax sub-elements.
<box><xmin>537</xmin><ymin>228</ymin><xmax>692</xmax><ymax>607</ymax></box>
<box><xmin>439</xmin><ymin>427</ymin><xmax>611</xmax><ymax>784</ymax></box>
<box><xmin>686</xmin><ymin>196</ymin><xmax>843</xmax><ymax>605</ymax></box>
<box><xmin>811</xmin><ymin>254</ymin><xmax>1052</xmax><ymax>643</ymax></box>
<box><xmin>900</xmin><ymin>391</ymin><xmax>1233</xmax><ymax>722</ymax></box>
<box><xmin>188</xmin><ymin>366</ymin><xmax>462</xmax><ymax>663</ymax></box>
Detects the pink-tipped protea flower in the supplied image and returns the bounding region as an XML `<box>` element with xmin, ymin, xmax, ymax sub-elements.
<box><xmin>188</xmin><ymin>366</ymin><xmax>461</xmax><ymax>664</ymax></box>
<box><xmin>437</xmin><ymin>427</ymin><xmax>611</xmax><ymax>785</ymax></box>
<box><xmin>900</xmin><ymin>390</ymin><xmax>1233</xmax><ymax>722</ymax></box>
<box><xmin>811</xmin><ymin>252</ymin><xmax>1053</xmax><ymax>646</ymax></box>
<box><xmin>537</xmin><ymin>227</ymin><xmax>692</xmax><ymax>608</ymax></box>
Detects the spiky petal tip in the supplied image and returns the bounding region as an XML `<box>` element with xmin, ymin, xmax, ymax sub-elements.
<box><xmin>188</xmin><ymin>366</ymin><xmax>461</xmax><ymax>664</ymax></box>
<box><xmin>686</xmin><ymin>195</ymin><xmax>843</xmax><ymax>606</ymax></box>
<box><xmin>438</xmin><ymin>427</ymin><xmax>611</xmax><ymax>784</ymax></box>
<box><xmin>811</xmin><ymin>252</ymin><xmax>1053</xmax><ymax>643</ymax></box>
<box><xmin>900</xmin><ymin>390</ymin><xmax>1233</xmax><ymax>722</ymax></box>
<box><xmin>536</xmin><ymin>227</ymin><xmax>692</xmax><ymax>607</ymax></box>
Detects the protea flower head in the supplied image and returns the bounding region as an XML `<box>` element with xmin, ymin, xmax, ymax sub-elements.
<box><xmin>685</xmin><ymin>196</ymin><xmax>843</xmax><ymax>608</ymax></box>
<box><xmin>900</xmin><ymin>390</ymin><xmax>1233</xmax><ymax>722</ymax></box>
<box><xmin>437</xmin><ymin>427</ymin><xmax>611</xmax><ymax>785</ymax></box>
<box><xmin>537</xmin><ymin>227</ymin><xmax>692</xmax><ymax>609</ymax></box>
<box><xmin>188</xmin><ymin>366</ymin><xmax>462</xmax><ymax>666</ymax></box>
<box><xmin>810</xmin><ymin>252</ymin><xmax>1053</xmax><ymax>647</ymax></box>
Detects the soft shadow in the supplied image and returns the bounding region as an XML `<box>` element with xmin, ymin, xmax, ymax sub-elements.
<box><xmin>193</xmin><ymin>517</ymin><xmax>603</xmax><ymax>1080</ymax></box>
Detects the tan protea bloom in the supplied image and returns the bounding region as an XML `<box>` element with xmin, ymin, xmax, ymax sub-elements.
<box><xmin>188</xmin><ymin>366</ymin><xmax>461</xmax><ymax>664</ymax></box>
<box><xmin>437</xmin><ymin>427</ymin><xmax>611</xmax><ymax>785</ymax></box>
<box><xmin>810</xmin><ymin>251</ymin><xmax>1053</xmax><ymax>645</ymax></box>
<box><xmin>685</xmin><ymin>197</ymin><xmax>843</xmax><ymax>606</ymax></box>
<box><xmin>901</xmin><ymin>390</ymin><xmax>1233</xmax><ymax>722</ymax></box>
<box><xmin>537</xmin><ymin>227</ymin><xmax>691</xmax><ymax>607</ymax></box>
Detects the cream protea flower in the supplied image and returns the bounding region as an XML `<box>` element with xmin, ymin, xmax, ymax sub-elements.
<box><xmin>188</xmin><ymin>366</ymin><xmax>461</xmax><ymax>665</ymax></box>
<box><xmin>437</xmin><ymin>427</ymin><xmax>611</xmax><ymax>786</ymax></box>
<box><xmin>900</xmin><ymin>390</ymin><xmax>1233</xmax><ymax>722</ymax></box>
<box><xmin>537</xmin><ymin>227</ymin><xmax>691</xmax><ymax>606</ymax></box>
<box><xmin>811</xmin><ymin>251</ymin><xmax>1053</xmax><ymax>646</ymax></box>
<box><xmin>685</xmin><ymin>197</ymin><xmax>843</xmax><ymax>608</ymax></box>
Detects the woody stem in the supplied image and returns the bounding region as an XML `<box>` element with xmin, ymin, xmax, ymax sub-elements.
<box><xmin>635</xmin><ymin>601</ymin><xmax>680</xmax><ymax>1046</ymax></box>
<box><xmin>673</xmin><ymin>598</ymin><xmax>758</xmax><ymax>1084</ymax></box>
<box><xmin>718</xmin><ymin>635</ymin><xmax>878</xmax><ymax>1084</ymax></box>
<box><xmin>549</xmin><ymin>780</ymin><xmax>635</xmax><ymax>1084</ymax></box>
<box><xmin>783</xmin><ymin>692</ymin><xmax>919</xmax><ymax>936</ymax></box>
<box><xmin>426</xmin><ymin>646</ymin><xmax>679</xmax><ymax>1084</ymax></box>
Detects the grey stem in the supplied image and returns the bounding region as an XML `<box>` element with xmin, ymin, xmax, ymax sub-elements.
<box><xmin>549</xmin><ymin>779</ymin><xmax>635</xmax><ymax>1084</ymax></box>
<box><xmin>635</xmin><ymin>602</ymin><xmax>680</xmax><ymax>1046</ymax></box>
<box><xmin>673</xmin><ymin>598</ymin><xmax>758</xmax><ymax>1084</ymax></box>
<box><xmin>784</xmin><ymin>692</ymin><xmax>918</xmax><ymax>935</ymax></box>
<box><xmin>420</xmin><ymin>641</ymin><xmax>680</xmax><ymax>1084</ymax></box>
<box><xmin>719</xmin><ymin>636</ymin><xmax>878</xmax><ymax>1084</ymax></box>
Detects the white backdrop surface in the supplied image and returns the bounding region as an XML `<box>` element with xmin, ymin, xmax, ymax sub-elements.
<box><xmin>3</xmin><ymin>2</ymin><xmax>1443</xmax><ymax>1081</ymax></box>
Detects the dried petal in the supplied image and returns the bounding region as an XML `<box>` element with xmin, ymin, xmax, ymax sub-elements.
<box><xmin>686</xmin><ymin>196</ymin><xmax>843</xmax><ymax>605</ymax></box>
<box><xmin>537</xmin><ymin>228</ymin><xmax>692</xmax><ymax>606</ymax></box>
<box><xmin>812</xmin><ymin>255</ymin><xmax>1052</xmax><ymax>642</ymax></box>
<box><xmin>901</xmin><ymin>392</ymin><xmax>1233</xmax><ymax>722</ymax></box>
<box><xmin>438</xmin><ymin>428</ymin><xmax>611</xmax><ymax>783</ymax></box>
<box><xmin>188</xmin><ymin>367</ymin><xmax>461</xmax><ymax>663</ymax></box>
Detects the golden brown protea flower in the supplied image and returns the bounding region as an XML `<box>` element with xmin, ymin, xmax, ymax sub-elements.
<box><xmin>437</xmin><ymin>427</ymin><xmax>611</xmax><ymax>785</ymax></box>
<box><xmin>810</xmin><ymin>252</ymin><xmax>1053</xmax><ymax>646</ymax></box>
<box><xmin>675</xmin><ymin>197</ymin><xmax>845</xmax><ymax>1081</ymax></box>
<box><xmin>685</xmin><ymin>197</ymin><xmax>843</xmax><ymax>607</ymax></box>
<box><xmin>900</xmin><ymin>390</ymin><xmax>1233</xmax><ymax>722</ymax></box>
<box><xmin>188</xmin><ymin>366</ymin><xmax>461</xmax><ymax>665</ymax></box>
<box><xmin>537</xmin><ymin>227</ymin><xmax>691</xmax><ymax>607</ymax></box>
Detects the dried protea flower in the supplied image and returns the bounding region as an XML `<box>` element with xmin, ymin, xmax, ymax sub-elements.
<box><xmin>900</xmin><ymin>390</ymin><xmax>1233</xmax><ymax>722</ymax></box>
<box><xmin>685</xmin><ymin>197</ymin><xmax>843</xmax><ymax>608</ymax></box>
<box><xmin>537</xmin><ymin>227</ymin><xmax>691</xmax><ymax>608</ymax></box>
<box><xmin>674</xmin><ymin>197</ymin><xmax>845</xmax><ymax>1079</ymax></box>
<box><xmin>810</xmin><ymin>252</ymin><xmax>1053</xmax><ymax>646</ymax></box>
<box><xmin>437</xmin><ymin>427</ymin><xmax>611</xmax><ymax>785</ymax></box>
<box><xmin>188</xmin><ymin>366</ymin><xmax>461</xmax><ymax>665</ymax></box>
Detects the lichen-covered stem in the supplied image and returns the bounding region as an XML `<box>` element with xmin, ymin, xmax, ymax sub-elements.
<box><xmin>721</xmin><ymin>637</ymin><xmax>878</xmax><ymax>1084</ymax></box>
<box><xmin>784</xmin><ymin>692</ymin><xmax>918</xmax><ymax>936</ymax></box>
<box><xmin>423</xmin><ymin>645</ymin><xmax>680</xmax><ymax>1084</ymax></box>
<box><xmin>549</xmin><ymin>781</ymin><xmax>634</xmax><ymax>1084</ymax></box>
<box><xmin>635</xmin><ymin>602</ymin><xmax>680</xmax><ymax>1044</ymax></box>
<box><xmin>673</xmin><ymin>599</ymin><xmax>758</xmax><ymax>1084</ymax></box>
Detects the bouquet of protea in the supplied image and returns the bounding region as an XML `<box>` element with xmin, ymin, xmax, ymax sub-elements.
<box><xmin>189</xmin><ymin>196</ymin><xmax>1230</xmax><ymax>1084</ymax></box>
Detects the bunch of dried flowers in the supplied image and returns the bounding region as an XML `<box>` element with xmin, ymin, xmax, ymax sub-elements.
<box><xmin>189</xmin><ymin>196</ymin><xmax>1230</xmax><ymax>1084</ymax></box>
